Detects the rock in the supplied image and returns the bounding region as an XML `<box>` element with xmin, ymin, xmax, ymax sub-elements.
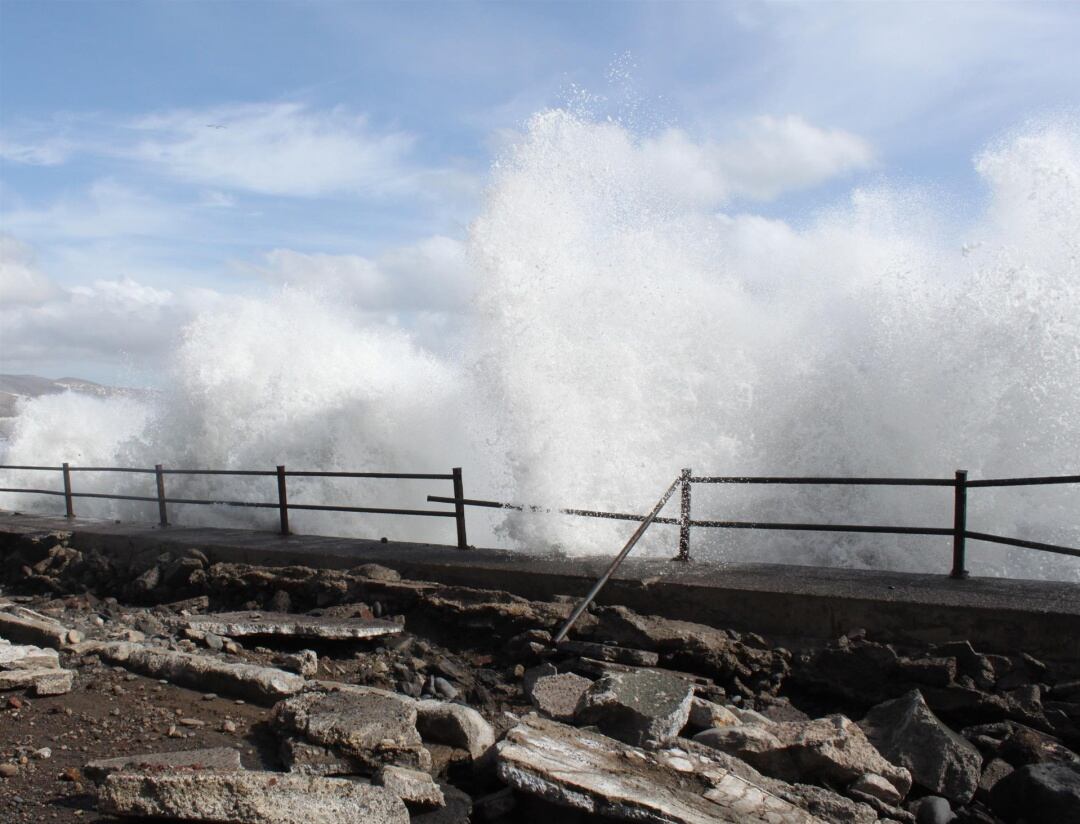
<box><xmin>0</xmin><ymin>608</ymin><xmax>75</xmax><ymax>648</ymax></box>
<box><xmin>98</xmin><ymin>770</ymin><xmax>410</xmax><ymax>823</ymax></box>
<box><xmin>433</xmin><ymin>677</ymin><xmax>457</xmax><ymax>700</ymax></box>
<box><xmin>521</xmin><ymin>663</ymin><xmax>557</xmax><ymax>695</ymax></box>
<box><xmin>473</xmin><ymin>787</ymin><xmax>516</xmax><ymax>821</ymax></box>
<box><xmin>0</xmin><ymin>642</ymin><xmax>60</xmax><ymax>670</ymax></box>
<box><xmin>185</xmin><ymin>611</ymin><xmax>403</xmax><ymax>642</ymax></box>
<box><xmin>415</xmin><ymin>699</ymin><xmax>495</xmax><ymax>760</ymax></box>
<box><xmin>352</xmin><ymin>564</ymin><xmax>402</xmax><ymax>582</ymax></box>
<box><xmin>273</xmin><ymin>686</ymin><xmax>429</xmax><ymax>770</ymax></box>
<box><xmin>687</xmin><ymin>698</ymin><xmax>741</xmax><ymax>732</ymax></box>
<box><xmin>0</xmin><ymin>666</ymin><xmax>74</xmax><ymax>695</ymax></box>
<box><xmin>989</xmin><ymin>761</ymin><xmax>1080</xmax><ymax>824</ymax></box>
<box><xmin>706</xmin><ymin>714</ymin><xmax>912</xmax><ymax>800</ymax></box>
<box><xmin>977</xmin><ymin>758</ymin><xmax>1013</xmax><ymax>801</ymax></box>
<box><xmin>574</xmin><ymin>670</ymin><xmax>694</xmax><ymax>749</ymax></box>
<box><xmin>412</xmin><ymin>784</ymin><xmax>472</xmax><ymax>823</ymax></box>
<box><xmin>0</xmin><ymin>763</ymin><xmax>17</xmax><ymax>778</ymax></box>
<box><xmin>693</xmin><ymin>725</ymin><xmax>784</xmax><ymax>759</ymax></box>
<box><xmin>269</xmin><ymin>590</ymin><xmax>292</xmax><ymax>612</ymax></box>
<box><xmin>728</xmin><ymin>706</ymin><xmax>775</xmax><ymax>726</ymax></box>
<box><xmin>279</xmin><ymin>736</ymin><xmax>366</xmax><ymax>776</ymax></box>
<box><xmin>557</xmin><ymin>640</ymin><xmax>660</xmax><ymax>667</ymax></box>
<box><xmin>86</xmin><ymin>641</ymin><xmax>306</xmax><ymax>704</ymax></box>
<box><xmin>914</xmin><ymin>796</ymin><xmax>955</xmax><ymax>824</ymax></box>
<box><xmin>376</xmin><ymin>765</ymin><xmax>445</xmax><ymax>809</ymax></box>
<box><xmin>496</xmin><ymin>714</ymin><xmax>821</xmax><ymax>823</ymax></box>
<box><xmin>848</xmin><ymin>772</ymin><xmax>903</xmax><ymax>805</ymax></box>
<box><xmin>203</xmin><ymin>632</ymin><xmax>224</xmax><ymax>651</ymax></box>
<box><xmin>773</xmin><ymin>783</ymin><xmax>877</xmax><ymax>824</ymax></box>
<box><xmin>84</xmin><ymin>747</ymin><xmax>243</xmax><ymax>784</ymax></box>
<box><xmin>272</xmin><ymin>649</ymin><xmax>318</xmax><ymax>678</ymax></box>
<box><xmin>527</xmin><ymin>673</ymin><xmax>592</xmax><ymax>723</ymax></box>
<box><xmin>896</xmin><ymin>657</ymin><xmax>957</xmax><ymax>688</ymax></box>
<box><xmin>860</xmin><ymin>690</ymin><xmax>981</xmax><ymax>803</ymax></box>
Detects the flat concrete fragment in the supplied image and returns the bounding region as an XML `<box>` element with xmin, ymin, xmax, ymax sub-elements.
<box><xmin>98</xmin><ymin>770</ymin><xmax>409</xmax><ymax>824</ymax></box>
<box><xmin>279</xmin><ymin>736</ymin><xmax>366</xmax><ymax>776</ymax></box>
<box><xmin>496</xmin><ymin>715</ymin><xmax>823</xmax><ymax>824</ymax></box>
<box><xmin>88</xmin><ymin>641</ymin><xmax>306</xmax><ymax>704</ymax></box>
<box><xmin>575</xmin><ymin>670</ymin><xmax>694</xmax><ymax>749</ymax></box>
<box><xmin>85</xmin><ymin>747</ymin><xmax>243</xmax><ymax>783</ymax></box>
<box><xmin>0</xmin><ymin>666</ymin><xmax>74</xmax><ymax>695</ymax></box>
<box><xmin>527</xmin><ymin>672</ymin><xmax>593</xmax><ymax>722</ymax></box>
<box><xmin>377</xmin><ymin>765</ymin><xmax>445</xmax><ymax>808</ymax></box>
<box><xmin>415</xmin><ymin>699</ymin><xmax>495</xmax><ymax>760</ymax></box>
<box><xmin>186</xmin><ymin>611</ymin><xmax>403</xmax><ymax>641</ymax></box>
<box><xmin>0</xmin><ymin>642</ymin><xmax>60</xmax><ymax>670</ymax></box>
<box><xmin>273</xmin><ymin>685</ymin><xmax>429</xmax><ymax>770</ymax></box>
<box><xmin>557</xmin><ymin>640</ymin><xmax>660</xmax><ymax>667</ymax></box>
<box><xmin>0</xmin><ymin>609</ymin><xmax>74</xmax><ymax>648</ymax></box>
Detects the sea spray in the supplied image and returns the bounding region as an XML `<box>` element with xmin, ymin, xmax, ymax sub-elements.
<box><xmin>2</xmin><ymin>111</ymin><xmax>1078</xmax><ymax>580</ymax></box>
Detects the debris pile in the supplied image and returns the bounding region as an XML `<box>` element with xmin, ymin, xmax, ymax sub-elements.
<box><xmin>1</xmin><ymin>529</ymin><xmax>1079</xmax><ymax>823</ymax></box>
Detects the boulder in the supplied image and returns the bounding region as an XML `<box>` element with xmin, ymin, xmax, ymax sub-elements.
<box><xmin>989</xmin><ymin>761</ymin><xmax>1080</xmax><ymax>824</ymax></box>
<box><xmin>98</xmin><ymin>770</ymin><xmax>409</xmax><ymax>824</ymax></box>
<box><xmin>693</xmin><ymin>725</ymin><xmax>783</xmax><ymax>759</ymax></box>
<box><xmin>687</xmin><ymin>698</ymin><xmax>741</xmax><ymax>732</ymax></box>
<box><xmin>415</xmin><ymin>700</ymin><xmax>495</xmax><ymax>760</ymax></box>
<box><xmin>527</xmin><ymin>672</ymin><xmax>592</xmax><ymax>723</ymax></box>
<box><xmin>273</xmin><ymin>686</ymin><xmax>428</xmax><ymax>770</ymax></box>
<box><xmin>574</xmin><ymin>670</ymin><xmax>694</xmax><ymax>749</ymax></box>
<box><xmin>496</xmin><ymin>714</ymin><xmax>821</xmax><ymax>824</ymax></box>
<box><xmin>860</xmin><ymin>690</ymin><xmax>981</xmax><ymax>804</ymax></box>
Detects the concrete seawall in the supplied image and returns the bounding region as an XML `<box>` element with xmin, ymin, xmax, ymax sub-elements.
<box><xmin>2</xmin><ymin>511</ymin><xmax>1078</xmax><ymax>659</ymax></box>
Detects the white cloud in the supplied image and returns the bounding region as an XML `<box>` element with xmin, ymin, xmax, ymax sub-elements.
<box><xmin>0</xmin><ymin>235</ymin><xmax>59</xmax><ymax>306</ymax></box>
<box><xmin>0</xmin><ymin>137</ymin><xmax>74</xmax><ymax>166</ymax></box>
<box><xmin>260</xmin><ymin>235</ymin><xmax>472</xmax><ymax>313</ymax></box>
<box><xmin>127</xmin><ymin>103</ymin><xmax>417</xmax><ymax>197</ymax></box>
<box><xmin>641</xmin><ymin>115</ymin><xmax>874</xmax><ymax>203</ymax></box>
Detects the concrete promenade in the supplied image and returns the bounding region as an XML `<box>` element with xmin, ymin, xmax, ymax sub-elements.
<box><xmin>2</xmin><ymin>511</ymin><xmax>1078</xmax><ymax>658</ymax></box>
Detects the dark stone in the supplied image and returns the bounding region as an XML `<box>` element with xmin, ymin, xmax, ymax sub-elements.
<box><xmin>915</xmin><ymin>796</ymin><xmax>955</xmax><ymax>824</ymax></box>
<box><xmin>989</xmin><ymin>761</ymin><xmax>1080</xmax><ymax>823</ymax></box>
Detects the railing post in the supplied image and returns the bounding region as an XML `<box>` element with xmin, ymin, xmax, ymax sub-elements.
<box><xmin>277</xmin><ymin>465</ymin><xmax>290</xmax><ymax>535</ymax></box>
<box><xmin>951</xmin><ymin>469</ymin><xmax>969</xmax><ymax>579</ymax></box>
<box><xmin>62</xmin><ymin>462</ymin><xmax>74</xmax><ymax>518</ymax></box>
<box><xmin>155</xmin><ymin>464</ymin><xmax>168</xmax><ymax>526</ymax></box>
<box><xmin>675</xmin><ymin>467</ymin><xmax>692</xmax><ymax>561</ymax></box>
<box><xmin>452</xmin><ymin>467</ymin><xmax>469</xmax><ymax>550</ymax></box>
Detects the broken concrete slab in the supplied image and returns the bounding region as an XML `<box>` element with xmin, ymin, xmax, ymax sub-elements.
<box><xmin>416</xmin><ymin>699</ymin><xmax>495</xmax><ymax>760</ymax></box>
<box><xmin>0</xmin><ymin>666</ymin><xmax>74</xmax><ymax>695</ymax></box>
<box><xmin>376</xmin><ymin>765</ymin><xmax>445</xmax><ymax>809</ymax></box>
<box><xmin>0</xmin><ymin>608</ymin><xmax>80</xmax><ymax>648</ymax></box>
<box><xmin>496</xmin><ymin>715</ymin><xmax>823</xmax><ymax>823</ymax></box>
<box><xmin>527</xmin><ymin>672</ymin><xmax>592</xmax><ymax>723</ymax></box>
<box><xmin>84</xmin><ymin>747</ymin><xmax>243</xmax><ymax>784</ymax></box>
<box><xmin>0</xmin><ymin>642</ymin><xmax>60</xmax><ymax>670</ymax></box>
<box><xmin>575</xmin><ymin>670</ymin><xmax>694</xmax><ymax>749</ymax></box>
<box><xmin>185</xmin><ymin>611</ymin><xmax>403</xmax><ymax>641</ymax></box>
<box><xmin>687</xmin><ymin>697</ymin><xmax>741</xmax><ymax>732</ymax></box>
<box><xmin>98</xmin><ymin>770</ymin><xmax>410</xmax><ymax>824</ymax></box>
<box><xmin>273</xmin><ymin>685</ymin><xmax>429</xmax><ymax>770</ymax></box>
<box><xmin>84</xmin><ymin>641</ymin><xmax>306</xmax><ymax>703</ymax></box>
<box><xmin>557</xmin><ymin>640</ymin><xmax>660</xmax><ymax>667</ymax></box>
<box><xmin>279</xmin><ymin>736</ymin><xmax>366</xmax><ymax>776</ymax></box>
<box><xmin>860</xmin><ymin>689</ymin><xmax>981</xmax><ymax>804</ymax></box>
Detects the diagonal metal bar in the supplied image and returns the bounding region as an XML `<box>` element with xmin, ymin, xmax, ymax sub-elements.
<box><xmin>552</xmin><ymin>475</ymin><xmax>683</xmax><ymax>644</ymax></box>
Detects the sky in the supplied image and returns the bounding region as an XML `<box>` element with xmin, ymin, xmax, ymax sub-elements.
<box><xmin>2</xmin><ymin>0</ymin><xmax>1079</xmax><ymax>386</ymax></box>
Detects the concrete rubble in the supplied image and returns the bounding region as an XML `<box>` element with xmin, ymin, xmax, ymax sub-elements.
<box><xmin>0</xmin><ymin>526</ymin><xmax>1079</xmax><ymax>823</ymax></box>
<box><xmin>98</xmin><ymin>770</ymin><xmax>410</xmax><ymax>824</ymax></box>
<box><xmin>185</xmin><ymin>610</ymin><xmax>403</xmax><ymax>641</ymax></box>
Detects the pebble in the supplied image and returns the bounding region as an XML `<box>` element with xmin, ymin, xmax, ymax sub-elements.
<box><xmin>32</xmin><ymin>747</ymin><xmax>51</xmax><ymax>760</ymax></box>
<box><xmin>202</xmin><ymin>693</ymin><xmax>217</xmax><ymax>701</ymax></box>
<box><xmin>0</xmin><ymin>763</ymin><xmax>17</xmax><ymax>778</ymax></box>
<box><xmin>221</xmin><ymin>719</ymin><xmax>237</xmax><ymax>733</ymax></box>
<box><xmin>434</xmin><ymin>677</ymin><xmax>458</xmax><ymax>700</ymax></box>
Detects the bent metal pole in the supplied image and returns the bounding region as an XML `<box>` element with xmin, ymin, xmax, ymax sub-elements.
<box><xmin>552</xmin><ymin>475</ymin><xmax>683</xmax><ymax>644</ymax></box>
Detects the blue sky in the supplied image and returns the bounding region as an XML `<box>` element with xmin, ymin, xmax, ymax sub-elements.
<box><xmin>2</xmin><ymin>0</ymin><xmax>1079</xmax><ymax>384</ymax></box>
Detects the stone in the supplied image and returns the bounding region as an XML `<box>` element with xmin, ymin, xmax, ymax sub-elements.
<box><xmin>0</xmin><ymin>642</ymin><xmax>60</xmax><ymax>670</ymax></box>
<box><xmin>352</xmin><ymin>564</ymin><xmax>402</xmax><ymax>582</ymax></box>
<box><xmin>527</xmin><ymin>672</ymin><xmax>592</xmax><ymax>722</ymax></box>
<box><xmin>521</xmin><ymin>663</ymin><xmax>557</xmax><ymax>696</ymax></box>
<box><xmin>976</xmin><ymin>757</ymin><xmax>1013</xmax><ymax>801</ymax></box>
<box><xmin>376</xmin><ymin>765</ymin><xmax>445</xmax><ymax>808</ymax></box>
<box><xmin>847</xmin><ymin>772</ymin><xmax>903</xmax><ymax>805</ymax></box>
<box><xmin>693</xmin><ymin>725</ymin><xmax>784</xmax><ymax>759</ymax></box>
<box><xmin>0</xmin><ymin>666</ymin><xmax>74</xmax><ymax>695</ymax></box>
<box><xmin>98</xmin><ymin>770</ymin><xmax>409</xmax><ymax>824</ymax></box>
<box><xmin>279</xmin><ymin>736</ymin><xmax>366</xmax><ymax>776</ymax></box>
<box><xmin>84</xmin><ymin>747</ymin><xmax>243</xmax><ymax>784</ymax></box>
<box><xmin>687</xmin><ymin>698</ymin><xmax>741</xmax><ymax>732</ymax></box>
<box><xmin>272</xmin><ymin>649</ymin><xmax>318</xmax><ymax>678</ymax></box>
<box><xmin>914</xmin><ymin>796</ymin><xmax>954</xmax><ymax>824</ymax></box>
<box><xmin>85</xmin><ymin>641</ymin><xmax>306</xmax><ymax>704</ymax></box>
<box><xmin>0</xmin><ymin>763</ymin><xmax>18</xmax><ymax>778</ymax></box>
<box><xmin>496</xmin><ymin>714</ymin><xmax>821</xmax><ymax>824</ymax></box>
<box><xmin>412</xmin><ymin>784</ymin><xmax>472</xmax><ymax>823</ymax></box>
<box><xmin>273</xmin><ymin>686</ymin><xmax>428</xmax><ymax>770</ymax></box>
<box><xmin>557</xmin><ymin>640</ymin><xmax>660</xmax><ymax>667</ymax></box>
<box><xmin>989</xmin><ymin>761</ymin><xmax>1080</xmax><ymax>824</ymax></box>
<box><xmin>707</xmin><ymin>714</ymin><xmax>912</xmax><ymax>800</ymax></box>
<box><xmin>416</xmin><ymin>699</ymin><xmax>495</xmax><ymax>760</ymax></box>
<box><xmin>0</xmin><ymin>608</ymin><xmax>74</xmax><ymax>648</ymax></box>
<box><xmin>574</xmin><ymin>670</ymin><xmax>694</xmax><ymax>749</ymax></box>
<box><xmin>860</xmin><ymin>690</ymin><xmax>981</xmax><ymax>803</ymax></box>
<box><xmin>185</xmin><ymin>611</ymin><xmax>403</xmax><ymax>642</ymax></box>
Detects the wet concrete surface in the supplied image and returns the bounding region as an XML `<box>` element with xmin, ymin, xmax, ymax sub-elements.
<box><xmin>2</xmin><ymin>511</ymin><xmax>1078</xmax><ymax>658</ymax></box>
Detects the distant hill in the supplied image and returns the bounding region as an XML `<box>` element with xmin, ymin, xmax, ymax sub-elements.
<box><xmin>0</xmin><ymin>374</ymin><xmax>155</xmax><ymax>440</ymax></box>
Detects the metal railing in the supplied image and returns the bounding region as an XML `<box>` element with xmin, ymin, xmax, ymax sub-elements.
<box><xmin>431</xmin><ymin>468</ymin><xmax>1080</xmax><ymax>578</ymax></box>
<box><xmin>0</xmin><ymin>463</ymin><xmax>471</xmax><ymax>550</ymax></box>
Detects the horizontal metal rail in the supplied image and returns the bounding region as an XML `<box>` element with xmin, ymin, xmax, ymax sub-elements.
<box><xmin>686</xmin><ymin>519</ymin><xmax>954</xmax><ymax>536</ymax></box>
<box><xmin>0</xmin><ymin>465</ymin><xmax>64</xmax><ymax>471</ymax></box>
<box><xmin>0</xmin><ymin>487</ymin><xmax>66</xmax><ymax>496</ymax></box>
<box><xmin>689</xmin><ymin>475</ymin><xmax>956</xmax><ymax>486</ymax></box>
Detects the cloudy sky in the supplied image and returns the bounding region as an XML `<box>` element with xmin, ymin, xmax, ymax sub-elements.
<box><xmin>2</xmin><ymin>1</ymin><xmax>1079</xmax><ymax>386</ymax></box>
